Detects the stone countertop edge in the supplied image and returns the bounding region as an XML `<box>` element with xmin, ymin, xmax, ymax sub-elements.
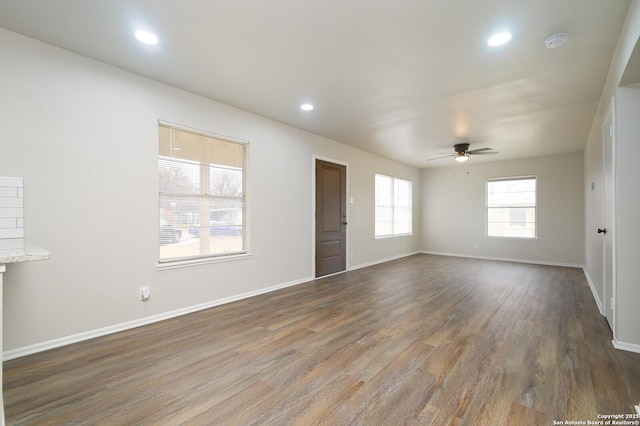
<box><xmin>0</xmin><ymin>245</ymin><xmax>50</xmax><ymax>264</ymax></box>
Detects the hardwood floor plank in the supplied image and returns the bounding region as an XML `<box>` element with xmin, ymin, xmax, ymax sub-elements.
<box><xmin>337</xmin><ymin>338</ymin><xmax>440</xmax><ymax>424</ymax></box>
<box><xmin>182</xmin><ymin>380</ymin><xmax>274</xmax><ymax>425</ymax></box>
<box><xmin>506</xmin><ymin>403</ymin><xmax>549</xmax><ymax>425</ymax></box>
<box><xmin>4</xmin><ymin>254</ymin><xmax>640</xmax><ymax>425</ymax></box>
<box><xmin>517</xmin><ymin>337</ymin><xmax>558</xmax><ymax>413</ymax></box>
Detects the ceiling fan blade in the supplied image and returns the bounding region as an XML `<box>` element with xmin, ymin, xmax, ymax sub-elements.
<box><xmin>426</xmin><ymin>154</ymin><xmax>455</xmax><ymax>161</ymax></box>
<box><xmin>467</xmin><ymin>147</ymin><xmax>493</xmax><ymax>154</ymax></box>
<box><xmin>470</xmin><ymin>151</ymin><xmax>499</xmax><ymax>155</ymax></box>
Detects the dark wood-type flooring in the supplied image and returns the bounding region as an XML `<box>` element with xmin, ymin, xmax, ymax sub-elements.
<box><xmin>5</xmin><ymin>254</ymin><xmax>640</xmax><ymax>425</ymax></box>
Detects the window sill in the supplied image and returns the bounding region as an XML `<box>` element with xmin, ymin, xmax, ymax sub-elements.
<box><xmin>375</xmin><ymin>233</ymin><xmax>413</xmax><ymax>240</ymax></box>
<box><xmin>157</xmin><ymin>252</ymin><xmax>252</xmax><ymax>271</ymax></box>
<box><xmin>485</xmin><ymin>236</ymin><xmax>538</xmax><ymax>242</ymax></box>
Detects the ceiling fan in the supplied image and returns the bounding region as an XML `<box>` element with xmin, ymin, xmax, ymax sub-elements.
<box><xmin>427</xmin><ymin>142</ymin><xmax>499</xmax><ymax>163</ymax></box>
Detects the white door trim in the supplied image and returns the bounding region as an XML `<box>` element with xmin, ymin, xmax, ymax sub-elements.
<box><xmin>602</xmin><ymin>96</ymin><xmax>617</xmax><ymax>339</ymax></box>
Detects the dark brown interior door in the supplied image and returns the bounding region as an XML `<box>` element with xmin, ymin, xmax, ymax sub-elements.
<box><xmin>315</xmin><ymin>159</ymin><xmax>347</xmax><ymax>277</ymax></box>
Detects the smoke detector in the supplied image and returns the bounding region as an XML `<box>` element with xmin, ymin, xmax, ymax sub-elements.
<box><xmin>545</xmin><ymin>33</ymin><xmax>569</xmax><ymax>49</ymax></box>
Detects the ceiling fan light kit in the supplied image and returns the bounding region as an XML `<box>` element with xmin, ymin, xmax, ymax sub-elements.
<box><xmin>455</xmin><ymin>153</ymin><xmax>469</xmax><ymax>163</ymax></box>
<box><xmin>426</xmin><ymin>142</ymin><xmax>499</xmax><ymax>163</ymax></box>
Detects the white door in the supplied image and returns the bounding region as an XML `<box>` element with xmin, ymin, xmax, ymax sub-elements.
<box><xmin>602</xmin><ymin>106</ymin><xmax>614</xmax><ymax>328</ymax></box>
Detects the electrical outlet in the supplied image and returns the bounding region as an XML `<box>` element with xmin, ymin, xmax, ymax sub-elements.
<box><xmin>140</xmin><ymin>286</ymin><xmax>151</xmax><ymax>301</ymax></box>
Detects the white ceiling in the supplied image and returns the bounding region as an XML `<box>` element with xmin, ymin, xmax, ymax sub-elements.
<box><xmin>0</xmin><ymin>0</ymin><xmax>631</xmax><ymax>168</ymax></box>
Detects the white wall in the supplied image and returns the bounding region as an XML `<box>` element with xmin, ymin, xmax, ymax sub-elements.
<box><xmin>584</xmin><ymin>0</ymin><xmax>640</xmax><ymax>351</ymax></box>
<box><xmin>421</xmin><ymin>152</ymin><xmax>584</xmax><ymax>266</ymax></box>
<box><xmin>0</xmin><ymin>29</ymin><xmax>421</xmax><ymax>355</ymax></box>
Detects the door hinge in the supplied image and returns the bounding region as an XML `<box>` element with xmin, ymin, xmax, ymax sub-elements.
<box><xmin>611</xmin><ymin>297</ymin><xmax>614</xmax><ymax>310</ymax></box>
<box><xmin>609</xmin><ymin>125</ymin><xmax>613</xmax><ymax>138</ymax></box>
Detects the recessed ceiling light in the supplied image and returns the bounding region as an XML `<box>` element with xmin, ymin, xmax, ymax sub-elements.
<box><xmin>487</xmin><ymin>32</ymin><xmax>512</xmax><ymax>47</ymax></box>
<box><xmin>300</xmin><ymin>104</ymin><xmax>314</xmax><ymax>111</ymax></box>
<box><xmin>135</xmin><ymin>30</ymin><xmax>158</xmax><ymax>45</ymax></box>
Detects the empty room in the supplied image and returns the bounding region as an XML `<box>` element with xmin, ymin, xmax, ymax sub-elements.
<box><xmin>1</xmin><ymin>0</ymin><xmax>639</xmax><ymax>425</ymax></box>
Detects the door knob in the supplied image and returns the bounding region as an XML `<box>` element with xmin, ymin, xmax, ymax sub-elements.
<box><xmin>597</xmin><ymin>228</ymin><xmax>607</xmax><ymax>234</ymax></box>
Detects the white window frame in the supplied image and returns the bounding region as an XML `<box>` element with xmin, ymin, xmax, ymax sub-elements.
<box><xmin>486</xmin><ymin>175</ymin><xmax>537</xmax><ymax>240</ymax></box>
<box><xmin>157</xmin><ymin>121</ymin><xmax>250</xmax><ymax>270</ymax></box>
<box><xmin>375</xmin><ymin>173</ymin><xmax>413</xmax><ymax>239</ymax></box>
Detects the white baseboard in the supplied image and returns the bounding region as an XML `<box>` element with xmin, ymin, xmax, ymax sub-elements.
<box><xmin>583</xmin><ymin>267</ymin><xmax>604</xmax><ymax>315</ymax></box>
<box><xmin>420</xmin><ymin>251</ymin><xmax>583</xmax><ymax>269</ymax></box>
<box><xmin>612</xmin><ymin>339</ymin><xmax>640</xmax><ymax>354</ymax></box>
<box><xmin>3</xmin><ymin>275</ymin><xmax>313</xmax><ymax>361</ymax></box>
<box><xmin>348</xmin><ymin>251</ymin><xmax>421</xmax><ymax>271</ymax></box>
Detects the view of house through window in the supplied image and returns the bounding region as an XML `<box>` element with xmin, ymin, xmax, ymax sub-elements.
<box><xmin>487</xmin><ymin>176</ymin><xmax>536</xmax><ymax>238</ymax></box>
<box><xmin>375</xmin><ymin>174</ymin><xmax>412</xmax><ymax>238</ymax></box>
<box><xmin>159</xmin><ymin>122</ymin><xmax>247</xmax><ymax>262</ymax></box>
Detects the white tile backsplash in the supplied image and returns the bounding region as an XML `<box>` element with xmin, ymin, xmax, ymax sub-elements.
<box><xmin>0</xmin><ymin>177</ymin><xmax>23</xmax><ymax>187</ymax></box>
<box><xmin>0</xmin><ymin>187</ymin><xmax>18</xmax><ymax>198</ymax></box>
<box><xmin>0</xmin><ymin>239</ymin><xmax>25</xmax><ymax>250</ymax></box>
<box><xmin>0</xmin><ymin>177</ymin><xmax>25</xmax><ymax>251</ymax></box>
<box><xmin>0</xmin><ymin>208</ymin><xmax>24</xmax><ymax>218</ymax></box>
<box><xmin>0</xmin><ymin>198</ymin><xmax>23</xmax><ymax>208</ymax></box>
<box><xmin>0</xmin><ymin>228</ymin><xmax>24</xmax><ymax>239</ymax></box>
<box><xmin>0</xmin><ymin>218</ymin><xmax>17</xmax><ymax>229</ymax></box>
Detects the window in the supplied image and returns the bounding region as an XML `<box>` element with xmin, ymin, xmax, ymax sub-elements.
<box><xmin>375</xmin><ymin>174</ymin><xmax>412</xmax><ymax>238</ymax></box>
<box><xmin>487</xmin><ymin>176</ymin><xmax>536</xmax><ymax>239</ymax></box>
<box><xmin>158</xmin><ymin>122</ymin><xmax>247</xmax><ymax>263</ymax></box>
